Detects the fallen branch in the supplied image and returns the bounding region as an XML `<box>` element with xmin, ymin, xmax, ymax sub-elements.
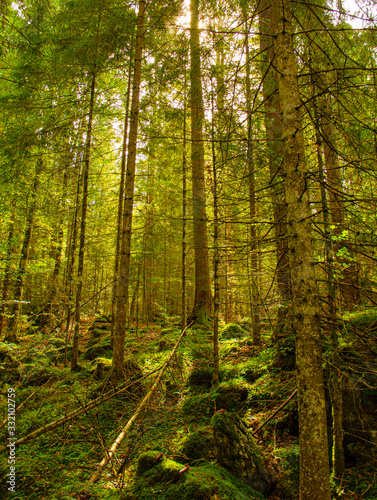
<box><xmin>88</xmin><ymin>323</ymin><xmax>192</xmax><ymax>484</ymax></box>
<box><xmin>2</xmin><ymin>367</ymin><xmax>159</xmax><ymax>452</ymax></box>
<box><xmin>252</xmin><ymin>388</ymin><xmax>297</xmax><ymax>436</ymax></box>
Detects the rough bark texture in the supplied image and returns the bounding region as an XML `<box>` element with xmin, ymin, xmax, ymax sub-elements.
<box><xmin>271</xmin><ymin>1</ymin><xmax>331</xmax><ymax>498</ymax></box>
<box><xmin>259</xmin><ymin>0</ymin><xmax>292</xmax><ymax>306</ymax></box>
<box><xmin>189</xmin><ymin>0</ymin><xmax>212</xmax><ymax>321</ymax></box>
<box><xmin>113</xmin><ymin>0</ymin><xmax>146</xmax><ymax>380</ymax></box>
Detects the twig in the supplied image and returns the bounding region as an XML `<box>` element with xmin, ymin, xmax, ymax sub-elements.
<box><xmin>252</xmin><ymin>389</ymin><xmax>297</xmax><ymax>436</ymax></box>
<box><xmin>88</xmin><ymin>322</ymin><xmax>192</xmax><ymax>484</ymax></box>
<box><xmin>1</xmin><ymin>367</ymin><xmax>160</xmax><ymax>452</ymax></box>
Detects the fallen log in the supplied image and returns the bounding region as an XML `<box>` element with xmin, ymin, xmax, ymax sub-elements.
<box><xmin>88</xmin><ymin>323</ymin><xmax>192</xmax><ymax>484</ymax></box>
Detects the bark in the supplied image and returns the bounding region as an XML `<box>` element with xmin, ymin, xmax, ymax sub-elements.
<box><xmin>271</xmin><ymin>1</ymin><xmax>331</xmax><ymax>498</ymax></box>
<box><xmin>0</xmin><ymin>205</ymin><xmax>16</xmax><ymax>338</ymax></box>
<box><xmin>211</xmin><ymin>91</ymin><xmax>220</xmax><ymax>388</ymax></box>
<box><xmin>5</xmin><ymin>162</ymin><xmax>41</xmax><ymax>342</ymax></box>
<box><xmin>113</xmin><ymin>0</ymin><xmax>146</xmax><ymax>381</ymax></box>
<box><xmin>245</xmin><ymin>8</ymin><xmax>261</xmax><ymax>345</ymax></box>
<box><xmin>189</xmin><ymin>0</ymin><xmax>212</xmax><ymax>322</ymax></box>
<box><xmin>259</xmin><ymin>0</ymin><xmax>292</xmax><ymax>306</ymax></box>
<box><xmin>71</xmin><ymin>72</ymin><xmax>96</xmax><ymax>371</ymax></box>
<box><xmin>181</xmin><ymin>83</ymin><xmax>187</xmax><ymax>330</ymax></box>
<box><xmin>111</xmin><ymin>56</ymin><xmax>133</xmax><ymax>344</ymax></box>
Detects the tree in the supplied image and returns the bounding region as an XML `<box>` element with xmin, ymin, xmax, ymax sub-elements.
<box><xmin>271</xmin><ymin>0</ymin><xmax>331</xmax><ymax>497</ymax></box>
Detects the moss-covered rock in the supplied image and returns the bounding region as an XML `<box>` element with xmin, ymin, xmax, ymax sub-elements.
<box><xmin>181</xmin><ymin>393</ymin><xmax>215</xmax><ymax>421</ymax></box>
<box><xmin>214</xmin><ymin>381</ymin><xmax>248</xmax><ymax>413</ymax></box>
<box><xmin>211</xmin><ymin>411</ymin><xmax>273</xmax><ymax>495</ymax></box>
<box><xmin>124</xmin><ymin>451</ymin><xmax>264</xmax><ymax>500</ymax></box>
<box><xmin>179</xmin><ymin>428</ymin><xmax>214</xmax><ymax>462</ymax></box>
<box><xmin>83</xmin><ymin>334</ymin><xmax>112</xmax><ymax>360</ymax></box>
<box><xmin>220</xmin><ymin>323</ymin><xmax>245</xmax><ymax>340</ymax></box>
<box><xmin>187</xmin><ymin>368</ymin><xmax>213</xmax><ymax>389</ymax></box>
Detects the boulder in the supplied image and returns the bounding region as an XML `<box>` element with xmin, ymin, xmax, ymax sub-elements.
<box><xmin>123</xmin><ymin>450</ymin><xmax>264</xmax><ymax>500</ymax></box>
<box><xmin>211</xmin><ymin>411</ymin><xmax>274</xmax><ymax>495</ymax></box>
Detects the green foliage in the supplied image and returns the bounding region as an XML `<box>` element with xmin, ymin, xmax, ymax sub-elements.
<box><xmin>220</xmin><ymin>322</ymin><xmax>246</xmax><ymax>340</ymax></box>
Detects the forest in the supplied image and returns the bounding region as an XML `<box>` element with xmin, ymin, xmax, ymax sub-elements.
<box><xmin>1</xmin><ymin>0</ymin><xmax>377</xmax><ymax>498</ymax></box>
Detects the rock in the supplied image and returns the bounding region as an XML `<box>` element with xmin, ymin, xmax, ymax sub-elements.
<box><xmin>124</xmin><ymin>450</ymin><xmax>264</xmax><ymax>500</ymax></box>
<box><xmin>187</xmin><ymin>368</ymin><xmax>213</xmax><ymax>389</ymax></box>
<box><xmin>214</xmin><ymin>382</ymin><xmax>248</xmax><ymax>413</ymax></box>
<box><xmin>179</xmin><ymin>428</ymin><xmax>214</xmax><ymax>462</ymax></box>
<box><xmin>83</xmin><ymin>334</ymin><xmax>112</xmax><ymax>360</ymax></box>
<box><xmin>220</xmin><ymin>323</ymin><xmax>245</xmax><ymax>339</ymax></box>
<box><xmin>211</xmin><ymin>411</ymin><xmax>274</xmax><ymax>495</ymax></box>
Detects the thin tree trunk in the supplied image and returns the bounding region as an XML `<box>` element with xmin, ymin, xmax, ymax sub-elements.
<box><xmin>5</xmin><ymin>162</ymin><xmax>41</xmax><ymax>342</ymax></box>
<box><xmin>71</xmin><ymin>72</ymin><xmax>96</xmax><ymax>371</ymax></box>
<box><xmin>313</xmin><ymin>84</ymin><xmax>345</xmax><ymax>478</ymax></box>
<box><xmin>272</xmin><ymin>1</ymin><xmax>331</xmax><ymax>498</ymax></box>
<box><xmin>319</xmin><ymin>95</ymin><xmax>360</xmax><ymax>307</ymax></box>
<box><xmin>0</xmin><ymin>205</ymin><xmax>16</xmax><ymax>338</ymax></box>
<box><xmin>189</xmin><ymin>0</ymin><xmax>212</xmax><ymax>322</ymax></box>
<box><xmin>181</xmin><ymin>82</ymin><xmax>187</xmax><ymax>330</ymax></box>
<box><xmin>111</xmin><ymin>56</ymin><xmax>133</xmax><ymax>344</ymax></box>
<box><xmin>211</xmin><ymin>90</ymin><xmax>220</xmax><ymax>387</ymax></box>
<box><xmin>245</xmin><ymin>8</ymin><xmax>261</xmax><ymax>345</ymax></box>
<box><xmin>113</xmin><ymin>0</ymin><xmax>146</xmax><ymax>381</ymax></box>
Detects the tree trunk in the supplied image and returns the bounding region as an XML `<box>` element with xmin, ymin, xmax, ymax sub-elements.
<box><xmin>259</xmin><ymin>0</ymin><xmax>292</xmax><ymax>306</ymax></box>
<box><xmin>111</xmin><ymin>56</ymin><xmax>133</xmax><ymax>344</ymax></box>
<box><xmin>319</xmin><ymin>95</ymin><xmax>360</xmax><ymax>307</ymax></box>
<box><xmin>113</xmin><ymin>0</ymin><xmax>146</xmax><ymax>381</ymax></box>
<box><xmin>5</xmin><ymin>162</ymin><xmax>41</xmax><ymax>342</ymax></box>
<box><xmin>71</xmin><ymin>72</ymin><xmax>96</xmax><ymax>371</ymax></box>
<box><xmin>189</xmin><ymin>0</ymin><xmax>212</xmax><ymax>322</ymax></box>
<box><xmin>271</xmin><ymin>1</ymin><xmax>331</xmax><ymax>498</ymax></box>
<box><xmin>0</xmin><ymin>206</ymin><xmax>16</xmax><ymax>338</ymax></box>
<box><xmin>245</xmin><ymin>8</ymin><xmax>261</xmax><ymax>345</ymax></box>
<box><xmin>181</xmin><ymin>81</ymin><xmax>187</xmax><ymax>330</ymax></box>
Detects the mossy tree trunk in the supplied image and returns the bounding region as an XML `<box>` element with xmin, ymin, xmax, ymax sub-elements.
<box><xmin>113</xmin><ymin>0</ymin><xmax>146</xmax><ymax>381</ymax></box>
<box><xmin>189</xmin><ymin>0</ymin><xmax>212</xmax><ymax>322</ymax></box>
<box><xmin>271</xmin><ymin>1</ymin><xmax>331</xmax><ymax>498</ymax></box>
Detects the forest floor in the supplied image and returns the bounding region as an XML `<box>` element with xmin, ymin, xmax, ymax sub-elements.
<box><xmin>0</xmin><ymin>313</ymin><xmax>376</xmax><ymax>499</ymax></box>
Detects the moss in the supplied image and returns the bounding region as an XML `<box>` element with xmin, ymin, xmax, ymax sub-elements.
<box><xmin>220</xmin><ymin>323</ymin><xmax>245</xmax><ymax>340</ymax></box>
<box><xmin>187</xmin><ymin>368</ymin><xmax>213</xmax><ymax>389</ymax></box>
<box><xmin>83</xmin><ymin>334</ymin><xmax>112</xmax><ymax>360</ymax></box>
<box><xmin>126</xmin><ymin>453</ymin><xmax>264</xmax><ymax>500</ymax></box>
<box><xmin>181</xmin><ymin>393</ymin><xmax>214</xmax><ymax>421</ymax></box>
<box><xmin>179</xmin><ymin>428</ymin><xmax>214</xmax><ymax>461</ymax></box>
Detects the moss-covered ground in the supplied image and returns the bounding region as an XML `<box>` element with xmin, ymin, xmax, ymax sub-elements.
<box><xmin>0</xmin><ymin>312</ymin><xmax>376</xmax><ymax>499</ymax></box>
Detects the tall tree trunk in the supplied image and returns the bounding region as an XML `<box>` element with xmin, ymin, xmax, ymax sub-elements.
<box><xmin>271</xmin><ymin>1</ymin><xmax>331</xmax><ymax>498</ymax></box>
<box><xmin>259</xmin><ymin>0</ymin><xmax>292</xmax><ymax>306</ymax></box>
<box><xmin>181</xmin><ymin>82</ymin><xmax>187</xmax><ymax>330</ymax></box>
<box><xmin>189</xmin><ymin>0</ymin><xmax>212</xmax><ymax>322</ymax></box>
<box><xmin>0</xmin><ymin>205</ymin><xmax>16</xmax><ymax>338</ymax></box>
<box><xmin>111</xmin><ymin>56</ymin><xmax>133</xmax><ymax>344</ymax></box>
<box><xmin>313</xmin><ymin>82</ymin><xmax>345</xmax><ymax>478</ymax></box>
<box><xmin>71</xmin><ymin>72</ymin><xmax>96</xmax><ymax>371</ymax></box>
<box><xmin>211</xmin><ymin>89</ymin><xmax>220</xmax><ymax>387</ymax></box>
<box><xmin>245</xmin><ymin>8</ymin><xmax>261</xmax><ymax>345</ymax></box>
<box><xmin>319</xmin><ymin>94</ymin><xmax>360</xmax><ymax>307</ymax></box>
<box><xmin>112</xmin><ymin>0</ymin><xmax>146</xmax><ymax>381</ymax></box>
<box><xmin>5</xmin><ymin>162</ymin><xmax>41</xmax><ymax>342</ymax></box>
